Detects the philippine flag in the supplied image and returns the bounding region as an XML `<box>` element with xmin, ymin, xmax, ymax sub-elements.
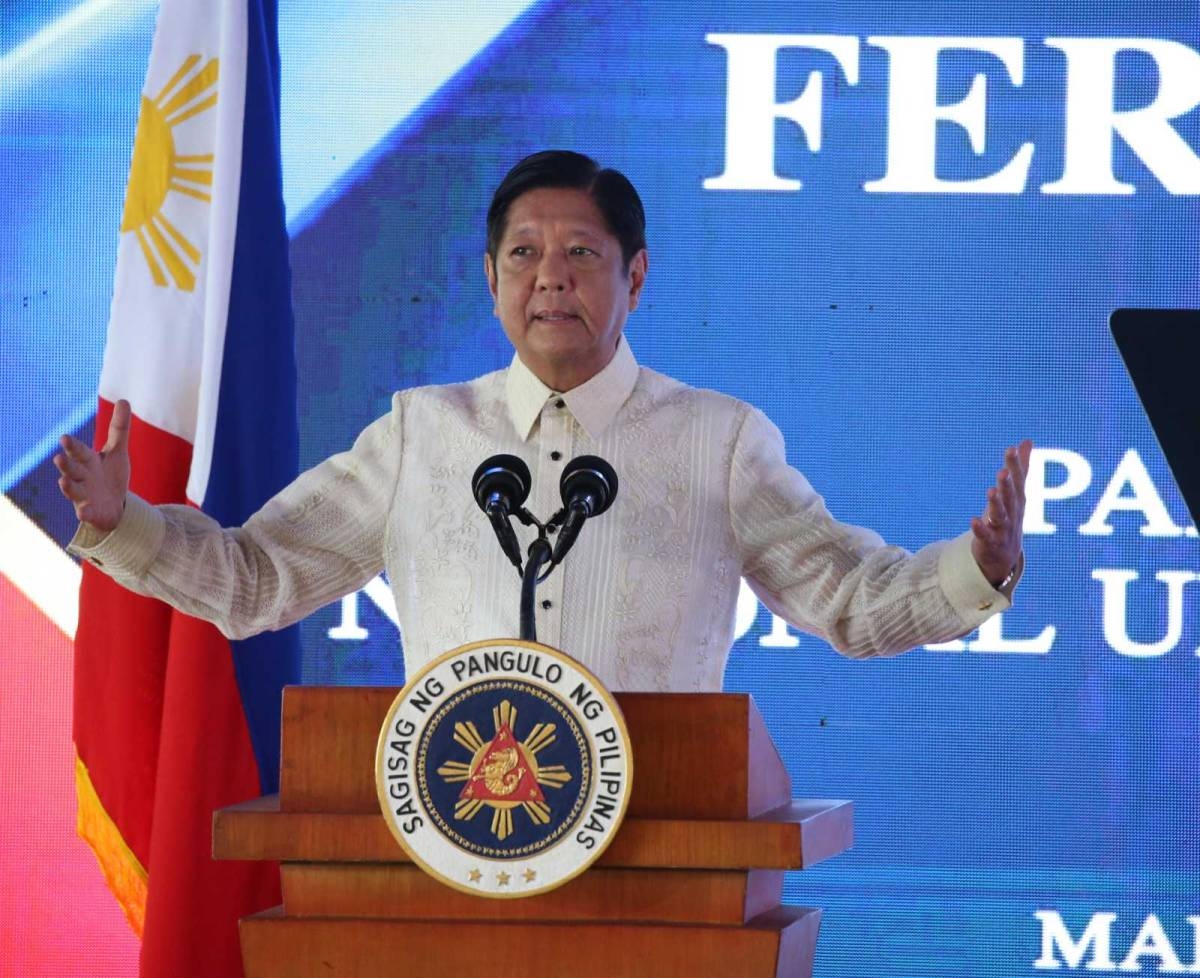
<box><xmin>73</xmin><ymin>0</ymin><xmax>300</xmax><ymax>975</ymax></box>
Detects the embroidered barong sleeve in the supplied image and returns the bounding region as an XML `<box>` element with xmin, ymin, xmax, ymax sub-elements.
<box><xmin>68</xmin><ymin>393</ymin><xmax>404</xmax><ymax>641</ymax></box>
<box><xmin>729</xmin><ymin>405</ymin><xmax>1011</xmax><ymax>658</ymax></box>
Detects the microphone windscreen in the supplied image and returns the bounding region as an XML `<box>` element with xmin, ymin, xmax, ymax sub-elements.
<box><xmin>472</xmin><ymin>454</ymin><xmax>532</xmax><ymax>512</ymax></box>
<box><xmin>560</xmin><ymin>455</ymin><xmax>618</xmax><ymax>517</ymax></box>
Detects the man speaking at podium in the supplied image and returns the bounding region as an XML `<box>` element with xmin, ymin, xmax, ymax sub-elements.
<box><xmin>57</xmin><ymin>150</ymin><xmax>1030</xmax><ymax>691</ymax></box>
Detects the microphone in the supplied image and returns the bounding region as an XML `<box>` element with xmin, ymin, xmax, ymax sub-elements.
<box><xmin>472</xmin><ymin>454</ymin><xmax>532</xmax><ymax>573</ymax></box>
<box><xmin>551</xmin><ymin>455</ymin><xmax>618</xmax><ymax>566</ymax></box>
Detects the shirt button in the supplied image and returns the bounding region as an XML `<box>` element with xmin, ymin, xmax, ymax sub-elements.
<box><xmin>555</xmin><ymin>399</ymin><xmax>565</xmax><ymax>409</ymax></box>
<box><xmin>541</xmin><ymin>599</ymin><xmax>553</xmax><ymax>610</ymax></box>
<box><xmin>550</xmin><ymin>450</ymin><xmax>562</xmax><ymax>461</ymax></box>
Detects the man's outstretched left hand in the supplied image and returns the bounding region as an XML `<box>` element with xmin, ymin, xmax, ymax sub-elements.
<box><xmin>971</xmin><ymin>439</ymin><xmax>1033</xmax><ymax>589</ymax></box>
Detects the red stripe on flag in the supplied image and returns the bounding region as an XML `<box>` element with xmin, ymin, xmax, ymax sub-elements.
<box><xmin>74</xmin><ymin>400</ymin><xmax>279</xmax><ymax>976</ymax></box>
<box><xmin>74</xmin><ymin>400</ymin><xmax>192</xmax><ymax>875</ymax></box>
<box><xmin>139</xmin><ymin>614</ymin><xmax>279</xmax><ymax>975</ymax></box>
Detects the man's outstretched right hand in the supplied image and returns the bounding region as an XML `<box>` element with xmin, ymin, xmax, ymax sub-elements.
<box><xmin>54</xmin><ymin>399</ymin><xmax>131</xmax><ymax>533</ymax></box>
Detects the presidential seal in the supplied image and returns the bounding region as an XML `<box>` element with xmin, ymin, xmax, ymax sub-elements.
<box><xmin>375</xmin><ymin>639</ymin><xmax>633</xmax><ymax>898</ymax></box>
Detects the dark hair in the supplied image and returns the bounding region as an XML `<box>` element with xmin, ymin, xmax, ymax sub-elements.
<box><xmin>486</xmin><ymin>150</ymin><xmax>646</xmax><ymax>267</ymax></box>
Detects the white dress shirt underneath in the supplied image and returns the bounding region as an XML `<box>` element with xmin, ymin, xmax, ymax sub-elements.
<box><xmin>69</xmin><ymin>340</ymin><xmax>1015</xmax><ymax>692</ymax></box>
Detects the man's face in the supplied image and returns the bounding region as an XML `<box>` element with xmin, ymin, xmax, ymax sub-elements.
<box><xmin>485</xmin><ymin>186</ymin><xmax>646</xmax><ymax>392</ymax></box>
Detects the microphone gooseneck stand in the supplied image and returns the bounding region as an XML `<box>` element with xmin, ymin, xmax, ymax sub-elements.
<box><xmin>472</xmin><ymin>453</ymin><xmax>618</xmax><ymax>645</ymax></box>
<box><xmin>514</xmin><ymin>505</ymin><xmax>570</xmax><ymax>642</ymax></box>
<box><xmin>519</xmin><ymin>537</ymin><xmax>554</xmax><ymax>642</ymax></box>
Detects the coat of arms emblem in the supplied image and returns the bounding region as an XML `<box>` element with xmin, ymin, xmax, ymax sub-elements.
<box><xmin>376</xmin><ymin>640</ymin><xmax>632</xmax><ymax>897</ymax></box>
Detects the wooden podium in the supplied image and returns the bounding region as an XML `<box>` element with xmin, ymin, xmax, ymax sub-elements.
<box><xmin>214</xmin><ymin>686</ymin><xmax>853</xmax><ymax>977</ymax></box>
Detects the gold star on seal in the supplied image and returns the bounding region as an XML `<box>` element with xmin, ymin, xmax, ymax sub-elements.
<box><xmin>496</xmin><ymin>871</ymin><xmax>511</xmax><ymax>886</ymax></box>
<box><xmin>522</xmin><ymin>868</ymin><xmax>537</xmax><ymax>883</ymax></box>
<box><xmin>468</xmin><ymin>869</ymin><xmax>482</xmax><ymax>883</ymax></box>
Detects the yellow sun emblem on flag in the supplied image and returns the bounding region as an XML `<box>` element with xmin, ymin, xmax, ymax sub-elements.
<box><xmin>121</xmin><ymin>55</ymin><xmax>219</xmax><ymax>292</ymax></box>
<box><xmin>436</xmin><ymin>700</ymin><xmax>572</xmax><ymax>841</ymax></box>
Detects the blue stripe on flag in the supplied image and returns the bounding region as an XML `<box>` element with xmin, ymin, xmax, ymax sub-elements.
<box><xmin>203</xmin><ymin>0</ymin><xmax>300</xmax><ymax>794</ymax></box>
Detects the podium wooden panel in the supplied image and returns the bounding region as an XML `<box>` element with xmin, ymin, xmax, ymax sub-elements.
<box><xmin>280</xmin><ymin>865</ymin><xmax>785</xmax><ymax>923</ymax></box>
<box><xmin>239</xmin><ymin>906</ymin><xmax>823</xmax><ymax>978</ymax></box>
<box><xmin>215</xmin><ymin>686</ymin><xmax>853</xmax><ymax>977</ymax></box>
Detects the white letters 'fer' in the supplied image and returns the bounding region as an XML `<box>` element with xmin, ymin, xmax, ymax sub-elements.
<box><xmin>704</xmin><ymin>35</ymin><xmax>1200</xmax><ymax>195</ymax></box>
